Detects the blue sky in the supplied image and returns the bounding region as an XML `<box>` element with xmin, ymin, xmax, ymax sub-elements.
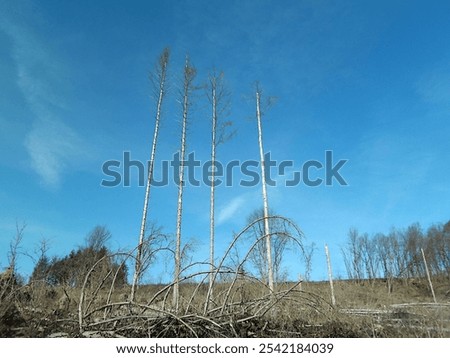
<box><xmin>1</xmin><ymin>0</ymin><xmax>449</xmax><ymax>281</ymax></box>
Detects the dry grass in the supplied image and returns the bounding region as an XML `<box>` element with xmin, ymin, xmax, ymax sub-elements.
<box><xmin>2</xmin><ymin>274</ymin><xmax>449</xmax><ymax>338</ymax></box>
<box><xmin>2</xmin><ymin>219</ymin><xmax>449</xmax><ymax>337</ymax></box>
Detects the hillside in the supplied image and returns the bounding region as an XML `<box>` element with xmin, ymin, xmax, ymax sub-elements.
<box><xmin>1</xmin><ymin>274</ymin><xmax>449</xmax><ymax>338</ymax></box>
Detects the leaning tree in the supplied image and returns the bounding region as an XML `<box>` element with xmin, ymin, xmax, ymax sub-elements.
<box><xmin>132</xmin><ymin>48</ymin><xmax>170</xmax><ymax>301</ymax></box>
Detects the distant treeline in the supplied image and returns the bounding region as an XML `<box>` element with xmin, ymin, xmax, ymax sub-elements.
<box><xmin>29</xmin><ymin>226</ymin><xmax>127</xmax><ymax>288</ymax></box>
<box><xmin>341</xmin><ymin>220</ymin><xmax>450</xmax><ymax>288</ymax></box>
<box><xmin>3</xmin><ymin>220</ymin><xmax>448</xmax><ymax>290</ymax></box>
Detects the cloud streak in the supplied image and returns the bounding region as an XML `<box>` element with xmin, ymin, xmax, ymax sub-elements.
<box><xmin>217</xmin><ymin>195</ymin><xmax>246</xmax><ymax>225</ymax></box>
<box><xmin>1</xmin><ymin>14</ymin><xmax>86</xmax><ymax>187</ymax></box>
<box><xmin>25</xmin><ymin>118</ymin><xmax>85</xmax><ymax>187</ymax></box>
<box><xmin>216</xmin><ymin>189</ymin><xmax>263</xmax><ymax>226</ymax></box>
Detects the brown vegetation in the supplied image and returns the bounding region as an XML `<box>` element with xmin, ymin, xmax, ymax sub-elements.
<box><xmin>1</xmin><ymin>219</ymin><xmax>449</xmax><ymax>338</ymax></box>
<box><xmin>1</xmin><ymin>267</ymin><xmax>449</xmax><ymax>337</ymax></box>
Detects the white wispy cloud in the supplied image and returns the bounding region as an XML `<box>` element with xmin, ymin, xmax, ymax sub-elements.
<box><xmin>217</xmin><ymin>195</ymin><xmax>246</xmax><ymax>225</ymax></box>
<box><xmin>25</xmin><ymin>118</ymin><xmax>85</xmax><ymax>187</ymax></box>
<box><xmin>1</xmin><ymin>14</ymin><xmax>86</xmax><ymax>187</ymax></box>
<box><xmin>217</xmin><ymin>189</ymin><xmax>264</xmax><ymax>225</ymax></box>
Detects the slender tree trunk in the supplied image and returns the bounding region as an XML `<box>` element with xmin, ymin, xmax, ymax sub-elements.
<box><xmin>173</xmin><ymin>56</ymin><xmax>196</xmax><ymax>311</ymax></box>
<box><xmin>421</xmin><ymin>248</ymin><xmax>437</xmax><ymax>303</ymax></box>
<box><xmin>209</xmin><ymin>77</ymin><xmax>217</xmax><ymax>298</ymax></box>
<box><xmin>131</xmin><ymin>48</ymin><xmax>169</xmax><ymax>301</ymax></box>
<box><xmin>255</xmin><ymin>87</ymin><xmax>274</xmax><ymax>293</ymax></box>
<box><xmin>325</xmin><ymin>244</ymin><xmax>336</xmax><ymax>307</ymax></box>
<box><xmin>204</xmin><ymin>72</ymin><xmax>232</xmax><ymax>312</ymax></box>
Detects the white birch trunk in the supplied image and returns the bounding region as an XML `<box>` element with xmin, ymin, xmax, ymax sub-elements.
<box><xmin>131</xmin><ymin>49</ymin><xmax>169</xmax><ymax>301</ymax></box>
<box><xmin>209</xmin><ymin>77</ymin><xmax>217</xmax><ymax>298</ymax></box>
<box><xmin>421</xmin><ymin>248</ymin><xmax>437</xmax><ymax>303</ymax></box>
<box><xmin>255</xmin><ymin>88</ymin><xmax>274</xmax><ymax>293</ymax></box>
<box><xmin>173</xmin><ymin>57</ymin><xmax>196</xmax><ymax>311</ymax></box>
<box><xmin>325</xmin><ymin>244</ymin><xmax>336</xmax><ymax>307</ymax></box>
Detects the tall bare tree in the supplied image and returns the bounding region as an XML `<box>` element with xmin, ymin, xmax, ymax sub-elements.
<box><xmin>255</xmin><ymin>85</ymin><xmax>274</xmax><ymax>292</ymax></box>
<box><xmin>206</xmin><ymin>71</ymin><xmax>232</xmax><ymax>299</ymax></box>
<box><xmin>173</xmin><ymin>56</ymin><xmax>196</xmax><ymax>311</ymax></box>
<box><xmin>131</xmin><ymin>48</ymin><xmax>170</xmax><ymax>301</ymax></box>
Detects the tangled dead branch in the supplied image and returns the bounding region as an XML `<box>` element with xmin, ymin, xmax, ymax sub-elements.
<box><xmin>74</xmin><ymin>215</ymin><xmax>316</xmax><ymax>337</ymax></box>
